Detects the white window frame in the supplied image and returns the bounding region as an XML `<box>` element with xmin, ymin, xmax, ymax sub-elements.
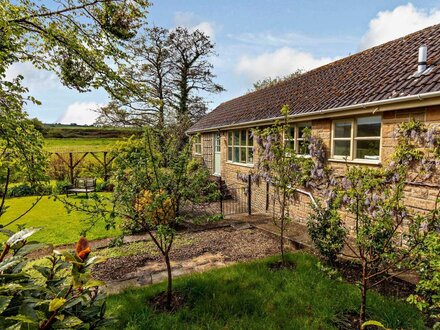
<box><xmin>227</xmin><ymin>129</ymin><xmax>254</xmax><ymax>164</ymax></box>
<box><xmin>283</xmin><ymin>122</ymin><xmax>312</xmax><ymax>156</ymax></box>
<box><xmin>193</xmin><ymin>135</ymin><xmax>202</xmax><ymax>155</ymax></box>
<box><xmin>331</xmin><ymin>116</ymin><xmax>382</xmax><ymax>163</ymax></box>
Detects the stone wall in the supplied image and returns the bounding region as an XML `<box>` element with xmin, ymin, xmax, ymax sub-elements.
<box><xmin>196</xmin><ymin>105</ymin><xmax>440</xmax><ymax>230</ymax></box>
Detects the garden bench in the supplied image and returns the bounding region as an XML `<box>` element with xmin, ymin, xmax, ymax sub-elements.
<box><xmin>66</xmin><ymin>178</ymin><xmax>96</xmax><ymax>198</ymax></box>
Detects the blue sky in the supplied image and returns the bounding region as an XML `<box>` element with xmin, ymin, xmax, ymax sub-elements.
<box><xmin>8</xmin><ymin>1</ymin><xmax>440</xmax><ymax>124</ymax></box>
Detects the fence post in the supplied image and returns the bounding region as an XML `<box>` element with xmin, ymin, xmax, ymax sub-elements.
<box><xmin>218</xmin><ymin>176</ymin><xmax>223</xmax><ymax>215</ymax></box>
<box><xmin>248</xmin><ymin>174</ymin><xmax>252</xmax><ymax>215</ymax></box>
<box><xmin>69</xmin><ymin>152</ymin><xmax>74</xmax><ymax>184</ymax></box>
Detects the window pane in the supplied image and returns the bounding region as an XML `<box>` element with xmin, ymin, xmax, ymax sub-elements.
<box><xmin>240</xmin><ymin>147</ymin><xmax>246</xmax><ymax>163</ymax></box>
<box><xmin>285</xmin><ymin>140</ymin><xmax>294</xmax><ymax>151</ymax></box>
<box><xmin>234</xmin><ymin>130</ymin><xmax>239</xmax><ymax>145</ymax></box>
<box><xmin>234</xmin><ymin>146</ymin><xmax>239</xmax><ymax>162</ymax></box>
<box><xmin>228</xmin><ymin>132</ymin><xmax>233</xmax><ymax>145</ymax></box>
<box><xmin>228</xmin><ymin>147</ymin><xmax>232</xmax><ymax>161</ymax></box>
<box><xmin>334</xmin><ymin>140</ymin><xmax>351</xmax><ymax>157</ymax></box>
<box><xmin>298</xmin><ymin>124</ymin><xmax>311</xmax><ymax>138</ymax></box>
<box><xmin>248</xmin><ymin>147</ymin><xmax>253</xmax><ymax>163</ymax></box>
<box><xmin>356</xmin><ymin>116</ymin><xmax>381</xmax><ymax>137</ymax></box>
<box><xmin>356</xmin><ymin>140</ymin><xmax>380</xmax><ymax>160</ymax></box>
<box><xmin>286</xmin><ymin>127</ymin><xmax>295</xmax><ymax>140</ymax></box>
<box><xmin>298</xmin><ymin>140</ymin><xmax>310</xmax><ymax>155</ymax></box>
<box><xmin>240</xmin><ymin>130</ymin><xmax>247</xmax><ymax>146</ymax></box>
<box><xmin>334</xmin><ymin>121</ymin><xmax>352</xmax><ymax>138</ymax></box>
<box><xmin>248</xmin><ymin>130</ymin><xmax>253</xmax><ymax>146</ymax></box>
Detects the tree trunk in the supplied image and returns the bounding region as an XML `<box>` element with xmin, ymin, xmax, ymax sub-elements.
<box><xmin>164</xmin><ymin>252</ymin><xmax>173</xmax><ymax>310</ymax></box>
<box><xmin>280</xmin><ymin>191</ymin><xmax>286</xmax><ymax>264</ymax></box>
<box><xmin>359</xmin><ymin>260</ymin><xmax>368</xmax><ymax>327</ymax></box>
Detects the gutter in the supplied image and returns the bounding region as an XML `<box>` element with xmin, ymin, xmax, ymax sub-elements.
<box><xmin>187</xmin><ymin>90</ymin><xmax>440</xmax><ymax>134</ymax></box>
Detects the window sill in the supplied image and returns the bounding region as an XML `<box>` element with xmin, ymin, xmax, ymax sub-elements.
<box><xmin>328</xmin><ymin>158</ymin><xmax>381</xmax><ymax>166</ymax></box>
<box><xmin>226</xmin><ymin>161</ymin><xmax>254</xmax><ymax>168</ymax></box>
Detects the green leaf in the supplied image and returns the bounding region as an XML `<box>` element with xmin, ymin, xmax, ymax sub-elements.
<box><xmin>57</xmin><ymin>315</ymin><xmax>83</xmax><ymax>328</ymax></box>
<box><xmin>361</xmin><ymin>320</ymin><xmax>388</xmax><ymax>329</ymax></box>
<box><xmin>49</xmin><ymin>297</ymin><xmax>66</xmax><ymax>312</ymax></box>
<box><xmin>0</xmin><ymin>296</ymin><xmax>12</xmax><ymax>313</ymax></box>
<box><xmin>6</xmin><ymin>228</ymin><xmax>41</xmax><ymax>247</ymax></box>
<box><xmin>6</xmin><ymin>314</ymin><xmax>37</xmax><ymax>324</ymax></box>
<box><xmin>83</xmin><ymin>279</ymin><xmax>105</xmax><ymax>289</ymax></box>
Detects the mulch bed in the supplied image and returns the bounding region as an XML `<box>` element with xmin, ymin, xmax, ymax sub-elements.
<box><xmin>93</xmin><ymin>227</ymin><xmax>287</xmax><ymax>282</ymax></box>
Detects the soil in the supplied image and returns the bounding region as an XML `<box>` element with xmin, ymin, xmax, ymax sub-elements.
<box><xmin>335</xmin><ymin>259</ymin><xmax>416</xmax><ymax>299</ymax></box>
<box><xmin>149</xmin><ymin>291</ymin><xmax>186</xmax><ymax>313</ymax></box>
<box><xmin>93</xmin><ymin>227</ymin><xmax>289</xmax><ymax>282</ymax></box>
<box><xmin>267</xmin><ymin>259</ymin><xmax>296</xmax><ymax>271</ymax></box>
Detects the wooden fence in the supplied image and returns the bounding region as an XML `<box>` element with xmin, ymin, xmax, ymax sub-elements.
<box><xmin>50</xmin><ymin>151</ymin><xmax>115</xmax><ymax>184</ymax></box>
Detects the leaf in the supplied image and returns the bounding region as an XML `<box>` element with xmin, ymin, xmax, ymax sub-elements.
<box><xmin>83</xmin><ymin>279</ymin><xmax>105</xmax><ymax>289</ymax></box>
<box><xmin>0</xmin><ymin>296</ymin><xmax>12</xmax><ymax>313</ymax></box>
<box><xmin>49</xmin><ymin>298</ymin><xmax>66</xmax><ymax>312</ymax></box>
<box><xmin>15</xmin><ymin>243</ymin><xmax>47</xmax><ymax>257</ymax></box>
<box><xmin>6</xmin><ymin>314</ymin><xmax>37</xmax><ymax>324</ymax></box>
<box><xmin>6</xmin><ymin>228</ymin><xmax>41</xmax><ymax>247</ymax></box>
<box><xmin>361</xmin><ymin>320</ymin><xmax>388</xmax><ymax>329</ymax></box>
<box><xmin>57</xmin><ymin>316</ymin><xmax>83</xmax><ymax>328</ymax></box>
<box><xmin>0</xmin><ymin>257</ymin><xmax>22</xmax><ymax>272</ymax></box>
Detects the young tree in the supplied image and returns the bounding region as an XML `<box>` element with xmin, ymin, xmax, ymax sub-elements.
<box><xmin>307</xmin><ymin>119</ymin><xmax>440</xmax><ymax>326</ymax></box>
<box><xmin>250</xmin><ymin>69</ymin><xmax>303</xmax><ymax>92</ymax></box>
<box><xmin>59</xmin><ymin>129</ymin><xmax>217</xmax><ymax>310</ymax></box>
<box><xmin>253</xmin><ymin>105</ymin><xmax>311</xmax><ymax>265</ymax></box>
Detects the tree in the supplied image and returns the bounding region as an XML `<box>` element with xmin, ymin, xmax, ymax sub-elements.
<box><xmin>59</xmin><ymin>129</ymin><xmax>218</xmax><ymax>310</ymax></box>
<box><xmin>251</xmin><ymin>69</ymin><xmax>303</xmax><ymax>91</ymax></box>
<box><xmin>253</xmin><ymin>105</ymin><xmax>311</xmax><ymax>265</ymax></box>
<box><xmin>307</xmin><ymin>119</ymin><xmax>440</xmax><ymax>326</ymax></box>
<box><xmin>95</xmin><ymin>26</ymin><xmax>224</xmax><ymax>145</ymax></box>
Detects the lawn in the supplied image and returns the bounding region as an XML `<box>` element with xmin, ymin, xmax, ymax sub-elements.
<box><xmin>107</xmin><ymin>253</ymin><xmax>425</xmax><ymax>330</ymax></box>
<box><xmin>44</xmin><ymin>138</ymin><xmax>123</xmax><ymax>152</ymax></box>
<box><xmin>0</xmin><ymin>195</ymin><xmax>121</xmax><ymax>245</ymax></box>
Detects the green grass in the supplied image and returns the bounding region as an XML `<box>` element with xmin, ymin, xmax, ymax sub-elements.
<box><xmin>44</xmin><ymin>138</ymin><xmax>122</xmax><ymax>152</ymax></box>
<box><xmin>107</xmin><ymin>253</ymin><xmax>425</xmax><ymax>330</ymax></box>
<box><xmin>0</xmin><ymin>195</ymin><xmax>121</xmax><ymax>245</ymax></box>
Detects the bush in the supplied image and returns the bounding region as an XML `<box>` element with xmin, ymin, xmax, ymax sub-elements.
<box><xmin>0</xmin><ymin>229</ymin><xmax>112</xmax><ymax>329</ymax></box>
<box><xmin>8</xmin><ymin>183</ymin><xmax>36</xmax><ymax>197</ymax></box>
<box><xmin>307</xmin><ymin>199</ymin><xmax>346</xmax><ymax>265</ymax></box>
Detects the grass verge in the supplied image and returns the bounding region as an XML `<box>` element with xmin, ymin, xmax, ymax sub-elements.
<box><xmin>107</xmin><ymin>253</ymin><xmax>425</xmax><ymax>330</ymax></box>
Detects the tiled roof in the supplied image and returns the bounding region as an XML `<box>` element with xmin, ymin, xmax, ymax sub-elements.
<box><xmin>188</xmin><ymin>24</ymin><xmax>440</xmax><ymax>133</ymax></box>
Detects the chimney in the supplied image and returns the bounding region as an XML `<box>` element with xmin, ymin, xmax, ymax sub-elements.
<box><xmin>418</xmin><ymin>45</ymin><xmax>427</xmax><ymax>74</ymax></box>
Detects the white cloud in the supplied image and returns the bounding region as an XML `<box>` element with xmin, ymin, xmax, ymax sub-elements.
<box><xmin>360</xmin><ymin>3</ymin><xmax>440</xmax><ymax>50</ymax></box>
<box><xmin>230</xmin><ymin>31</ymin><xmax>356</xmax><ymax>48</ymax></box>
<box><xmin>5</xmin><ymin>62</ymin><xmax>60</xmax><ymax>91</ymax></box>
<box><xmin>58</xmin><ymin>102</ymin><xmax>104</xmax><ymax>125</ymax></box>
<box><xmin>235</xmin><ymin>47</ymin><xmax>338</xmax><ymax>82</ymax></box>
<box><xmin>173</xmin><ymin>11</ymin><xmax>216</xmax><ymax>39</ymax></box>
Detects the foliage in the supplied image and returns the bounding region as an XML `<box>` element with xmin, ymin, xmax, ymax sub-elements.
<box><xmin>250</xmin><ymin>69</ymin><xmax>303</xmax><ymax>91</ymax></box>
<box><xmin>307</xmin><ymin>198</ymin><xmax>346</xmax><ymax>265</ymax></box>
<box><xmin>107</xmin><ymin>253</ymin><xmax>425</xmax><ymax>329</ymax></box>
<box><xmin>253</xmin><ymin>105</ymin><xmax>313</xmax><ymax>264</ymax></box>
<box><xmin>0</xmin><ymin>230</ymin><xmax>111</xmax><ymax>329</ymax></box>
<box><xmin>59</xmin><ymin>129</ymin><xmax>217</xmax><ymax>310</ymax></box>
<box><xmin>95</xmin><ymin>26</ymin><xmax>224</xmax><ymax>146</ymax></box>
<box><xmin>306</xmin><ymin>119</ymin><xmax>440</xmax><ymax>326</ymax></box>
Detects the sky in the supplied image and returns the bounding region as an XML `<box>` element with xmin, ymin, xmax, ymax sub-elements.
<box><xmin>7</xmin><ymin>1</ymin><xmax>440</xmax><ymax>124</ymax></box>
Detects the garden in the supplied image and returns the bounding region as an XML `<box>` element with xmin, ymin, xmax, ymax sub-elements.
<box><xmin>1</xmin><ymin>1</ymin><xmax>439</xmax><ymax>330</ymax></box>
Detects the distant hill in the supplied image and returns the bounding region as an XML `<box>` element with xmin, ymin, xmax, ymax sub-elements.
<box><xmin>43</xmin><ymin>124</ymin><xmax>141</xmax><ymax>139</ymax></box>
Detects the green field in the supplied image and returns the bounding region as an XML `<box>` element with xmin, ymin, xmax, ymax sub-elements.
<box><xmin>108</xmin><ymin>253</ymin><xmax>425</xmax><ymax>329</ymax></box>
<box><xmin>0</xmin><ymin>195</ymin><xmax>121</xmax><ymax>246</ymax></box>
<box><xmin>44</xmin><ymin>138</ymin><xmax>123</xmax><ymax>153</ymax></box>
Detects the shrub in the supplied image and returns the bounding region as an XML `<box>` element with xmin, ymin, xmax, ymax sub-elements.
<box><xmin>8</xmin><ymin>183</ymin><xmax>36</xmax><ymax>197</ymax></box>
<box><xmin>0</xmin><ymin>229</ymin><xmax>112</xmax><ymax>329</ymax></box>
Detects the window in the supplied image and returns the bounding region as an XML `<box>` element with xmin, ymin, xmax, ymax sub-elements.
<box><xmin>332</xmin><ymin>116</ymin><xmax>381</xmax><ymax>161</ymax></box>
<box><xmin>227</xmin><ymin>129</ymin><xmax>253</xmax><ymax>164</ymax></box>
<box><xmin>193</xmin><ymin>135</ymin><xmax>202</xmax><ymax>154</ymax></box>
<box><xmin>283</xmin><ymin>122</ymin><xmax>311</xmax><ymax>155</ymax></box>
